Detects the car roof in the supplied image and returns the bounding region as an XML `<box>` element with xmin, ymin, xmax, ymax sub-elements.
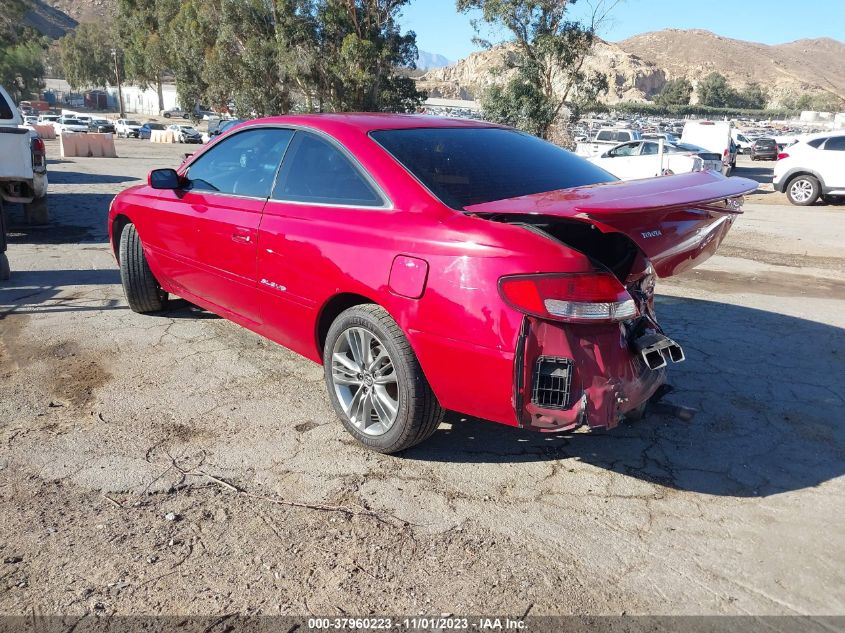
<box><xmin>240</xmin><ymin>113</ymin><xmax>498</xmax><ymax>134</ymax></box>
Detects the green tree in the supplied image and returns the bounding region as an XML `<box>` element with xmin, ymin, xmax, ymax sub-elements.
<box><xmin>810</xmin><ymin>92</ymin><xmax>845</xmax><ymax>112</ymax></box>
<box><xmin>316</xmin><ymin>0</ymin><xmax>425</xmax><ymax>112</ymax></box>
<box><xmin>458</xmin><ymin>0</ymin><xmax>610</xmax><ymax>140</ymax></box>
<box><xmin>116</xmin><ymin>0</ymin><xmax>178</xmax><ymax>112</ymax></box>
<box><xmin>0</xmin><ymin>0</ymin><xmax>47</xmax><ymax>101</ymax></box>
<box><xmin>697</xmin><ymin>72</ymin><xmax>738</xmax><ymax>108</ymax></box>
<box><xmin>59</xmin><ymin>22</ymin><xmax>124</xmax><ymax>90</ymax></box>
<box><xmin>738</xmin><ymin>82</ymin><xmax>767</xmax><ymax>109</ymax></box>
<box><xmin>655</xmin><ymin>77</ymin><xmax>692</xmax><ymax>106</ymax></box>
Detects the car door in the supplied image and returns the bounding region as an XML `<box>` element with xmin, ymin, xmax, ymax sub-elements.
<box><xmin>174</xmin><ymin>126</ymin><xmax>294</xmax><ymax>323</ymax></box>
<box><xmin>600</xmin><ymin>142</ymin><xmax>642</xmax><ymax>179</ymax></box>
<box><xmin>819</xmin><ymin>135</ymin><xmax>845</xmax><ymax>189</ymax></box>
<box><xmin>257</xmin><ymin>130</ymin><xmax>391</xmax><ymax>358</ymax></box>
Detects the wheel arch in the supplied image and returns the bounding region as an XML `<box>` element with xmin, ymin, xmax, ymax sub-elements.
<box><xmin>111</xmin><ymin>213</ymin><xmax>132</xmax><ymax>263</ymax></box>
<box><xmin>782</xmin><ymin>168</ymin><xmax>826</xmax><ymax>192</ymax></box>
<box><xmin>316</xmin><ymin>292</ymin><xmax>382</xmax><ymax>359</ymax></box>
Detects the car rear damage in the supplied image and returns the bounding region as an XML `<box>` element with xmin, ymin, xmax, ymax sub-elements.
<box><xmin>467</xmin><ymin>171</ymin><xmax>757</xmax><ymax>432</ymax></box>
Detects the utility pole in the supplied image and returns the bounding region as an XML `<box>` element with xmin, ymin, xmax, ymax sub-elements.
<box><xmin>111</xmin><ymin>48</ymin><xmax>125</xmax><ymax>118</ymax></box>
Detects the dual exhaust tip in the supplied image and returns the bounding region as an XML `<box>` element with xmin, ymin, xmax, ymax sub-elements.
<box><xmin>633</xmin><ymin>333</ymin><xmax>685</xmax><ymax>371</ymax></box>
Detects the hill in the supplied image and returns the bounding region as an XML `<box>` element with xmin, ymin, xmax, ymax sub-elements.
<box><xmin>420</xmin><ymin>29</ymin><xmax>845</xmax><ymax>108</ymax></box>
<box><xmin>618</xmin><ymin>30</ymin><xmax>845</xmax><ymax>105</ymax></box>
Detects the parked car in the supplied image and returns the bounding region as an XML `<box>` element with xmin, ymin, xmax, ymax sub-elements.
<box><xmin>54</xmin><ymin>116</ymin><xmax>89</xmax><ymax>134</ymax></box>
<box><xmin>773</xmin><ymin>132</ymin><xmax>845</xmax><ymax>205</ymax></box>
<box><xmin>108</xmin><ymin>114</ymin><xmax>756</xmax><ymax>452</ymax></box>
<box><xmin>575</xmin><ymin>127</ymin><xmax>642</xmax><ymax>157</ymax></box>
<box><xmin>23</xmin><ymin>115</ymin><xmax>39</xmax><ymax>126</ymax></box>
<box><xmin>115</xmin><ymin>119</ymin><xmax>142</xmax><ymax>138</ymax></box>
<box><xmin>681</xmin><ymin>121</ymin><xmax>735</xmax><ymax>175</ymax></box>
<box><xmin>205</xmin><ymin>118</ymin><xmax>247</xmax><ymax>142</ymax></box>
<box><xmin>161</xmin><ymin>107</ymin><xmax>188</xmax><ymax>119</ymax></box>
<box><xmin>37</xmin><ymin>114</ymin><xmax>60</xmax><ymax>126</ymax></box>
<box><xmin>1</xmin><ymin>84</ymin><xmax>48</xmax><ymax>276</ymax></box>
<box><xmin>138</xmin><ymin>122</ymin><xmax>166</xmax><ymax>140</ymax></box>
<box><xmin>166</xmin><ymin>123</ymin><xmax>202</xmax><ymax>143</ymax></box>
<box><xmin>588</xmin><ymin>139</ymin><xmax>722</xmax><ymax>180</ymax></box>
<box><xmin>642</xmin><ymin>132</ymin><xmax>679</xmax><ymax>144</ymax></box>
<box><xmin>749</xmin><ymin>137</ymin><xmax>778</xmax><ymax>161</ymax></box>
<box><xmin>88</xmin><ymin>118</ymin><xmax>116</xmax><ymax>134</ymax></box>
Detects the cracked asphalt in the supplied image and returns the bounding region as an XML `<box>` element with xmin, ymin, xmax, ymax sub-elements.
<box><xmin>0</xmin><ymin>141</ymin><xmax>843</xmax><ymax>617</ymax></box>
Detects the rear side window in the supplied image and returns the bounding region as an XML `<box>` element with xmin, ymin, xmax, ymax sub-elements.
<box><xmin>596</xmin><ymin>130</ymin><xmax>612</xmax><ymax>141</ymax></box>
<box><xmin>823</xmin><ymin>136</ymin><xmax>845</xmax><ymax>151</ymax></box>
<box><xmin>0</xmin><ymin>95</ymin><xmax>13</xmax><ymax>120</ymax></box>
<box><xmin>272</xmin><ymin>132</ymin><xmax>383</xmax><ymax>207</ymax></box>
<box><xmin>186</xmin><ymin>127</ymin><xmax>294</xmax><ymax>198</ymax></box>
<box><xmin>371</xmin><ymin>127</ymin><xmax>615</xmax><ymax>209</ymax></box>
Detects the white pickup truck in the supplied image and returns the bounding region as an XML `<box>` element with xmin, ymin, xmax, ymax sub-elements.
<box><xmin>1</xmin><ymin>85</ymin><xmax>49</xmax><ymax>279</ymax></box>
<box><xmin>575</xmin><ymin>128</ymin><xmax>643</xmax><ymax>158</ymax></box>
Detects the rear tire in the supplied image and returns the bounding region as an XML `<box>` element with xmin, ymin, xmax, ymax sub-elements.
<box><xmin>118</xmin><ymin>223</ymin><xmax>166</xmax><ymax>313</ymax></box>
<box><xmin>323</xmin><ymin>304</ymin><xmax>444</xmax><ymax>453</ymax></box>
<box><xmin>786</xmin><ymin>175</ymin><xmax>820</xmax><ymax>206</ymax></box>
<box><xmin>0</xmin><ymin>253</ymin><xmax>9</xmax><ymax>281</ymax></box>
<box><xmin>23</xmin><ymin>196</ymin><xmax>48</xmax><ymax>225</ymax></box>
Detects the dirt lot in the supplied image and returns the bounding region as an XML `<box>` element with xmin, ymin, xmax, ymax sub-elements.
<box><xmin>1</xmin><ymin>140</ymin><xmax>843</xmax><ymax>618</ymax></box>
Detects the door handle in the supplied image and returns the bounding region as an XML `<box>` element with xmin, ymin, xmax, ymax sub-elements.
<box><xmin>232</xmin><ymin>228</ymin><xmax>254</xmax><ymax>244</ymax></box>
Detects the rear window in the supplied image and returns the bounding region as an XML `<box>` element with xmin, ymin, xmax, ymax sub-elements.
<box><xmin>807</xmin><ymin>137</ymin><xmax>827</xmax><ymax>148</ymax></box>
<box><xmin>370</xmin><ymin>127</ymin><xmax>615</xmax><ymax>209</ymax></box>
<box><xmin>823</xmin><ymin>136</ymin><xmax>845</xmax><ymax>151</ymax></box>
<box><xmin>755</xmin><ymin>139</ymin><xmax>776</xmax><ymax>147</ymax></box>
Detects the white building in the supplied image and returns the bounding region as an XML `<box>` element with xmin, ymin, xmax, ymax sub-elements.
<box><xmin>105</xmin><ymin>83</ymin><xmax>180</xmax><ymax>116</ymax></box>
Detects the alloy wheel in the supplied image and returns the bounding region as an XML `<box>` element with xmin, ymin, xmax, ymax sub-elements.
<box><xmin>790</xmin><ymin>179</ymin><xmax>814</xmax><ymax>203</ymax></box>
<box><xmin>330</xmin><ymin>326</ymin><xmax>399</xmax><ymax>436</ymax></box>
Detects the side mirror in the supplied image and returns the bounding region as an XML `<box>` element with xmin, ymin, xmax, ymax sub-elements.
<box><xmin>148</xmin><ymin>168</ymin><xmax>181</xmax><ymax>190</ymax></box>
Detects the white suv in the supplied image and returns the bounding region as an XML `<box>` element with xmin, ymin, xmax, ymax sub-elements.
<box><xmin>773</xmin><ymin>133</ymin><xmax>845</xmax><ymax>205</ymax></box>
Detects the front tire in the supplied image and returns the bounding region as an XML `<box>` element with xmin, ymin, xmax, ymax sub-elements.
<box><xmin>118</xmin><ymin>223</ymin><xmax>166</xmax><ymax>313</ymax></box>
<box><xmin>786</xmin><ymin>175</ymin><xmax>820</xmax><ymax>206</ymax></box>
<box><xmin>323</xmin><ymin>305</ymin><xmax>443</xmax><ymax>453</ymax></box>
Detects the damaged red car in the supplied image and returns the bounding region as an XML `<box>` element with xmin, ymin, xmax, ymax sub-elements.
<box><xmin>108</xmin><ymin>114</ymin><xmax>756</xmax><ymax>453</ymax></box>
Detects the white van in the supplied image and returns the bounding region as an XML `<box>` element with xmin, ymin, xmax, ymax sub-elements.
<box><xmin>731</xmin><ymin>129</ymin><xmax>753</xmax><ymax>154</ymax></box>
<box><xmin>682</xmin><ymin>121</ymin><xmax>734</xmax><ymax>175</ymax></box>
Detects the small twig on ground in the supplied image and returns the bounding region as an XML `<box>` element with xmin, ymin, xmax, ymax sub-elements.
<box><xmin>183</xmin><ymin>469</ymin><xmax>409</xmax><ymax>526</ymax></box>
<box><xmin>103</xmin><ymin>494</ymin><xmax>123</xmax><ymax>509</ymax></box>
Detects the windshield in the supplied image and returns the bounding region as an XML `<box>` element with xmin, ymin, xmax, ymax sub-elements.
<box><xmin>126</xmin><ymin>120</ymin><xmax>141</xmax><ymax>126</ymax></box>
<box><xmin>370</xmin><ymin>127</ymin><xmax>615</xmax><ymax>209</ymax></box>
<box><xmin>64</xmin><ymin>119</ymin><xmax>83</xmax><ymax>125</ymax></box>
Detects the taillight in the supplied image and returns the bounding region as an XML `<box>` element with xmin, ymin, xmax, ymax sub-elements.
<box><xmin>777</xmin><ymin>152</ymin><xmax>789</xmax><ymax>160</ymax></box>
<box><xmin>498</xmin><ymin>273</ymin><xmax>638</xmax><ymax>323</ymax></box>
<box><xmin>31</xmin><ymin>136</ymin><xmax>46</xmax><ymax>170</ymax></box>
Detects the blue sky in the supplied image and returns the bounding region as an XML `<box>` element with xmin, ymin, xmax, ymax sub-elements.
<box><xmin>400</xmin><ymin>0</ymin><xmax>845</xmax><ymax>63</ymax></box>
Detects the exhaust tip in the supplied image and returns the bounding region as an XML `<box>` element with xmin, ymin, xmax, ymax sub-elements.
<box><xmin>667</xmin><ymin>343</ymin><xmax>685</xmax><ymax>363</ymax></box>
<box><xmin>642</xmin><ymin>348</ymin><xmax>667</xmax><ymax>371</ymax></box>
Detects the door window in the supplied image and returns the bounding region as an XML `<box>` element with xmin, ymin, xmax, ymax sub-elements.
<box><xmin>272</xmin><ymin>131</ymin><xmax>383</xmax><ymax>207</ymax></box>
<box><xmin>186</xmin><ymin>127</ymin><xmax>294</xmax><ymax>198</ymax></box>
<box><xmin>608</xmin><ymin>142</ymin><xmax>640</xmax><ymax>157</ymax></box>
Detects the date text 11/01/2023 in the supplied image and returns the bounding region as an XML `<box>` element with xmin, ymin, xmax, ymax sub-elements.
<box><xmin>307</xmin><ymin>616</ymin><xmax>527</xmax><ymax>630</ymax></box>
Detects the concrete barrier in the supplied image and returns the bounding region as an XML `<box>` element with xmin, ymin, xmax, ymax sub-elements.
<box><xmin>150</xmin><ymin>130</ymin><xmax>176</xmax><ymax>143</ymax></box>
<box><xmin>34</xmin><ymin>125</ymin><xmax>56</xmax><ymax>139</ymax></box>
<box><xmin>59</xmin><ymin>133</ymin><xmax>118</xmax><ymax>158</ymax></box>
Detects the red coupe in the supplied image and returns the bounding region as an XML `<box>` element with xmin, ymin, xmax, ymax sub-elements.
<box><xmin>108</xmin><ymin>114</ymin><xmax>756</xmax><ymax>453</ymax></box>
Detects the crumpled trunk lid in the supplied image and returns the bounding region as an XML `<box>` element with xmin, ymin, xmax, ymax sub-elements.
<box><xmin>465</xmin><ymin>171</ymin><xmax>757</xmax><ymax>278</ymax></box>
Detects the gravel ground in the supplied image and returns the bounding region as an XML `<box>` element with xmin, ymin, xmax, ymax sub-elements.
<box><xmin>0</xmin><ymin>138</ymin><xmax>843</xmax><ymax>618</ymax></box>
